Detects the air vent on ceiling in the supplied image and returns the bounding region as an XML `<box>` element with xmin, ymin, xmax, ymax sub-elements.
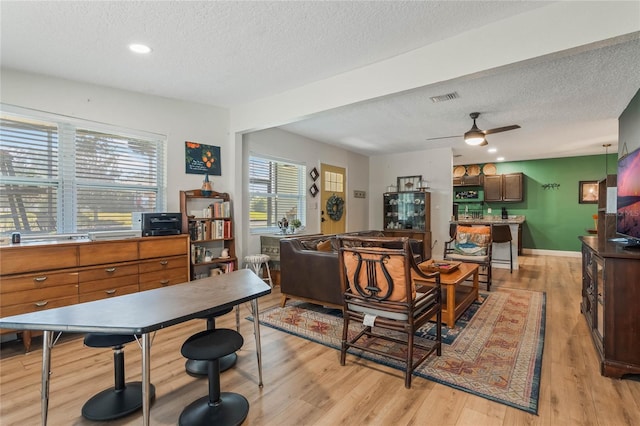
<box><xmin>430</xmin><ymin>92</ymin><xmax>459</xmax><ymax>103</ymax></box>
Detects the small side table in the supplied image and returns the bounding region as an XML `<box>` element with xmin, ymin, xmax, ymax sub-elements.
<box><xmin>260</xmin><ymin>235</ymin><xmax>287</xmax><ymax>286</ymax></box>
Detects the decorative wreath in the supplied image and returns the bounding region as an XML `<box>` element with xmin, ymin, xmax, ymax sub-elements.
<box><xmin>326</xmin><ymin>194</ymin><xmax>345</xmax><ymax>221</ymax></box>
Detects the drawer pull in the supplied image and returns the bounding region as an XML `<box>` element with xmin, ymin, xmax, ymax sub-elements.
<box><xmin>33</xmin><ymin>276</ymin><xmax>48</xmax><ymax>283</ymax></box>
<box><xmin>34</xmin><ymin>301</ymin><xmax>49</xmax><ymax>307</ymax></box>
<box><xmin>105</xmin><ymin>289</ymin><xmax>117</xmax><ymax>295</ymax></box>
<box><xmin>105</xmin><ymin>267</ymin><xmax>117</xmax><ymax>273</ymax></box>
<box><xmin>160</xmin><ymin>260</ymin><xmax>168</xmax><ymax>266</ymax></box>
<box><xmin>160</xmin><ymin>280</ymin><xmax>170</xmax><ymax>285</ymax></box>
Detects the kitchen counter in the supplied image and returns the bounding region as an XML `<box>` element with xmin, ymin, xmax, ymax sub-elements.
<box><xmin>453</xmin><ymin>215</ymin><xmax>526</xmax><ymax>225</ymax></box>
<box><xmin>450</xmin><ymin>216</ymin><xmax>525</xmax><ymax>270</ymax></box>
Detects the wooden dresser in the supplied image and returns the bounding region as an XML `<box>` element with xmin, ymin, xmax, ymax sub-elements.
<box><xmin>579</xmin><ymin>236</ymin><xmax>640</xmax><ymax>378</ymax></box>
<box><xmin>0</xmin><ymin>235</ymin><xmax>189</xmax><ymax>351</ymax></box>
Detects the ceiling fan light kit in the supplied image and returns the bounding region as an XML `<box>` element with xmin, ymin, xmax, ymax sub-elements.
<box><xmin>464</xmin><ymin>131</ymin><xmax>485</xmax><ymax>145</ymax></box>
<box><xmin>429</xmin><ymin>112</ymin><xmax>520</xmax><ymax>148</ymax></box>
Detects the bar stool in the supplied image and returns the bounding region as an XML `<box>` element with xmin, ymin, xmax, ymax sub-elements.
<box><xmin>185</xmin><ymin>307</ymin><xmax>237</xmax><ymax>376</ymax></box>
<box><xmin>82</xmin><ymin>333</ymin><xmax>156</xmax><ymax>421</ymax></box>
<box><xmin>492</xmin><ymin>224</ymin><xmax>513</xmax><ymax>273</ymax></box>
<box><xmin>180</xmin><ymin>329</ymin><xmax>247</xmax><ymax>426</ymax></box>
<box><xmin>243</xmin><ymin>254</ymin><xmax>272</xmax><ymax>287</ymax></box>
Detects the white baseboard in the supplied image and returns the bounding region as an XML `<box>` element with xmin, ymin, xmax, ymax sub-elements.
<box><xmin>521</xmin><ymin>248</ymin><xmax>581</xmax><ymax>258</ymax></box>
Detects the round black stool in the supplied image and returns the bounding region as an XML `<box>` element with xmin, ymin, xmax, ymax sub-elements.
<box><xmin>185</xmin><ymin>307</ymin><xmax>236</xmax><ymax>376</ymax></box>
<box><xmin>82</xmin><ymin>333</ymin><xmax>156</xmax><ymax>421</ymax></box>
<box><xmin>179</xmin><ymin>329</ymin><xmax>247</xmax><ymax>426</ymax></box>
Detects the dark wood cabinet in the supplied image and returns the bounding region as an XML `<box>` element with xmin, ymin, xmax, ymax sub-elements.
<box><xmin>503</xmin><ymin>173</ymin><xmax>523</xmax><ymax>201</ymax></box>
<box><xmin>383</xmin><ymin>190</ymin><xmax>432</xmax><ymax>260</ymax></box>
<box><xmin>483</xmin><ymin>173</ymin><xmax>523</xmax><ymax>202</ymax></box>
<box><xmin>453</xmin><ymin>175</ymin><xmax>484</xmax><ymax>187</ymax></box>
<box><xmin>579</xmin><ymin>236</ymin><xmax>640</xmax><ymax>378</ymax></box>
<box><xmin>483</xmin><ymin>175</ymin><xmax>502</xmax><ymax>201</ymax></box>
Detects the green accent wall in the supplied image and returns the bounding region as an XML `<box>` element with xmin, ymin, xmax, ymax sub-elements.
<box><xmin>482</xmin><ymin>154</ymin><xmax>617</xmax><ymax>252</ymax></box>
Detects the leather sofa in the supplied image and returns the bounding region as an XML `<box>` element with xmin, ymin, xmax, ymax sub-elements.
<box><xmin>279</xmin><ymin>230</ymin><xmax>428</xmax><ymax>308</ymax></box>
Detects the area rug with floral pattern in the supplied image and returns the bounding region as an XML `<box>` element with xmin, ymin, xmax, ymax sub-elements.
<box><xmin>251</xmin><ymin>287</ymin><xmax>545</xmax><ymax>414</ymax></box>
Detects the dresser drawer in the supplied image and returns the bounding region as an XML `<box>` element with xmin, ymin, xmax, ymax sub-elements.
<box><xmin>1</xmin><ymin>284</ymin><xmax>79</xmax><ymax>306</ymax></box>
<box><xmin>78</xmin><ymin>273</ymin><xmax>139</xmax><ymax>295</ymax></box>
<box><xmin>0</xmin><ymin>245</ymin><xmax>78</xmax><ymax>275</ymax></box>
<box><xmin>138</xmin><ymin>255</ymin><xmax>188</xmax><ymax>273</ymax></box>
<box><xmin>0</xmin><ymin>294</ymin><xmax>79</xmax><ymax>333</ymax></box>
<box><xmin>0</xmin><ymin>271</ymin><xmax>78</xmax><ymax>294</ymax></box>
<box><xmin>139</xmin><ymin>235</ymin><xmax>189</xmax><ymax>259</ymax></box>
<box><xmin>79</xmin><ymin>284</ymin><xmax>139</xmax><ymax>303</ymax></box>
<box><xmin>78</xmin><ymin>240</ymin><xmax>138</xmax><ymax>266</ymax></box>
<box><xmin>139</xmin><ymin>267</ymin><xmax>189</xmax><ymax>291</ymax></box>
<box><xmin>78</xmin><ymin>263</ymin><xmax>138</xmax><ymax>282</ymax></box>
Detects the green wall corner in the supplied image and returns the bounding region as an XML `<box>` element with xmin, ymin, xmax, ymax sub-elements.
<box><xmin>483</xmin><ymin>154</ymin><xmax>617</xmax><ymax>252</ymax></box>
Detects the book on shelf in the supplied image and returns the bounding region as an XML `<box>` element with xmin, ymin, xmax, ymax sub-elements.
<box><xmin>211</xmin><ymin>200</ymin><xmax>231</xmax><ymax>218</ymax></box>
<box><xmin>193</xmin><ymin>220</ymin><xmax>209</xmax><ymax>241</ymax></box>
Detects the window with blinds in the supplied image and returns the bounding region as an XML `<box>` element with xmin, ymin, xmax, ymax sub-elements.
<box><xmin>0</xmin><ymin>107</ymin><xmax>166</xmax><ymax>236</ymax></box>
<box><xmin>248</xmin><ymin>155</ymin><xmax>306</xmax><ymax>233</ymax></box>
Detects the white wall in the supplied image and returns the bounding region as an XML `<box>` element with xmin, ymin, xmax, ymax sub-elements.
<box><xmin>242</xmin><ymin>127</ymin><xmax>369</xmax><ymax>255</ymax></box>
<box><xmin>0</xmin><ymin>69</ymin><xmax>230</xmax><ymax>212</ymax></box>
<box><xmin>369</xmin><ymin>147</ymin><xmax>453</xmax><ymax>258</ymax></box>
<box><xmin>2</xmin><ymin>70</ymin><xmax>456</xmax><ymax>261</ymax></box>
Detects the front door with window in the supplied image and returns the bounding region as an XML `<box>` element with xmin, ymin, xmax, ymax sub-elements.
<box><xmin>320</xmin><ymin>164</ymin><xmax>346</xmax><ymax>235</ymax></box>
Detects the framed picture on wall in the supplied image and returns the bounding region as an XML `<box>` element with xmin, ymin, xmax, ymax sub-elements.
<box><xmin>185</xmin><ymin>141</ymin><xmax>221</xmax><ymax>175</ymax></box>
<box><xmin>397</xmin><ymin>175</ymin><xmax>422</xmax><ymax>192</ymax></box>
<box><xmin>579</xmin><ymin>180</ymin><xmax>599</xmax><ymax>204</ymax></box>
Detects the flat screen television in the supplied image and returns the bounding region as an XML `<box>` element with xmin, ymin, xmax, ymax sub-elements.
<box><xmin>616</xmin><ymin>146</ymin><xmax>640</xmax><ymax>249</ymax></box>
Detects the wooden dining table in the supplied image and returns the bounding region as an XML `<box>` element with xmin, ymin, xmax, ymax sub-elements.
<box><xmin>0</xmin><ymin>269</ymin><xmax>272</xmax><ymax>426</ymax></box>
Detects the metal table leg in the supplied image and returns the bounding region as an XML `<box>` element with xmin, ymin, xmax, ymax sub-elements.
<box><xmin>251</xmin><ymin>298</ymin><xmax>264</xmax><ymax>387</ymax></box>
<box><xmin>41</xmin><ymin>330</ymin><xmax>53</xmax><ymax>426</ymax></box>
<box><xmin>142</xmin><ymin>333</ymin><xmax>151</xmax><ymax>426</ymax></box>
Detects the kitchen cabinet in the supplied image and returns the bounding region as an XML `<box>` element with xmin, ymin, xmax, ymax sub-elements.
<box><xmin>484</xmin><ymin>173</ymin><xmax>523</xmax><ymax>202</ymax></box>
<box><xmin>180</xmin><ymin>189</ymin><xmax>236</xmax><ymax>280</ymax></box>
<box><xmin>579</xmin><ymin>236</ymin><xmax>640</xmax><ymax>378</ymax></box>
<box><xmin>453</xmin><ymin>175</ymin><xmax>484</xmax><ymax>187</ymax></box>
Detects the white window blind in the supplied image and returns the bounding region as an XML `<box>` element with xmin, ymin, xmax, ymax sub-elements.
<box><xmin>248</xmin><ymin>155</ymin><xmax>306</xmax><ymax>233</ymax></box>
<box><xmin>0</xmin><ymin>106</ymin><xmax>166</xmax><ymax>236</ymax></box>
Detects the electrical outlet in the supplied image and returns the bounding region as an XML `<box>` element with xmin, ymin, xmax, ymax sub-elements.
<box><xmin>353</xmin><ymin>190</ymin><xmax>366</xmax><ymax>199</ymax></box>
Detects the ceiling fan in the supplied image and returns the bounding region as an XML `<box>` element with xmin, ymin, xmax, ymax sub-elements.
<box><xmin>427</xmin><ymin>112</ymin><xmax>521</xmax><ymax>146</ymax></box>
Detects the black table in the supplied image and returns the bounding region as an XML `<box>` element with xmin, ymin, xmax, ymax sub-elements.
<box><xmin>0</xmin><ymin>269</ymin><xmax>272</xmax><ymax>425</ymax></box>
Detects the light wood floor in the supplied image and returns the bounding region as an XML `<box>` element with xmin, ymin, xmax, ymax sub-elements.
<box><xmin>1</xmin><ymin>254</ymin><xmax>639</xmax><ymax>425</ymax></box>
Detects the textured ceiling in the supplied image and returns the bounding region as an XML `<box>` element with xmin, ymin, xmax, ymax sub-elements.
<box><xmin>1</xmin><ymin>1</ymin><xmax>639</xmax><ymax>165</ymax></box>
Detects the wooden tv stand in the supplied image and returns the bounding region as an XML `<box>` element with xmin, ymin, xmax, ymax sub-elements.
<box><xmin>579</xmin><ymin>236</ymin><xmax>640</xmax><ymax>378</ymax></box>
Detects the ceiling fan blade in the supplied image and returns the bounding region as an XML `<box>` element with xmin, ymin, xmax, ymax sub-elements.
<box><xmin>425</xmin><ymin>135</ymin><xmax>462</xmax><ymax>141</ymax></box>
<box><xmin>479</xmin><ymin>139</ymin><xmax>489</xmax><ymax>146</ymax></box>
<box><xmin>483</xmin><ymin>125</ymin><xmax>521</xmax><ymax>135</ymax></box>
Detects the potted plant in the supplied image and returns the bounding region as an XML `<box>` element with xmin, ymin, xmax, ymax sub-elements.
<box><xmin>290</xmin><ymin>218</ymin><xmax>302</xmax><ymax>233</ymax></box>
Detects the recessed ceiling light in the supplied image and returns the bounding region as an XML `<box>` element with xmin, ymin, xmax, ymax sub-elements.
<box><xmin>129</xmin><ymin>43</ymin><xmax>152</xmax><ymax>54</ymax></box>
<box><xmin>488</xmin><ymin>148</ymin><xmax>497</xmax><ymax>153</ymax></box>
<box><xmin>497</xmin><ymin>157</ymin><xmax>505</xmax><ymax>162</ymax></box>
